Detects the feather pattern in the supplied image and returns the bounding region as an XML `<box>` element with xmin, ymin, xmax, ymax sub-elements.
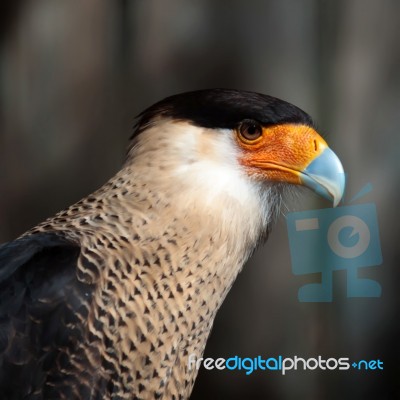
<box><xmin>0</xmin><ymin>89</ymin><xmax>317</xmax><ymax>399</ymax></box>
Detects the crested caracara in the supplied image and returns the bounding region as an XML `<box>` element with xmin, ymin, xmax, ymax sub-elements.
<box><xmin>0</xmin><ymin>89</ymin><xmax>344</xmax><ymax>399</ymax></box>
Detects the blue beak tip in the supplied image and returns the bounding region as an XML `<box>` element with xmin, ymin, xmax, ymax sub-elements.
<box><xmin>301</xmin><ymin>147</ymin><xmax>345</xmax><ymax>207</ymax></box>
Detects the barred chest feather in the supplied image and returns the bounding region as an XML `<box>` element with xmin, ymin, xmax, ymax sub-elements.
<box><xmin>25</xmin><ymin>150</ymin><xmax>278</xmax><ymax>398</ymax></box>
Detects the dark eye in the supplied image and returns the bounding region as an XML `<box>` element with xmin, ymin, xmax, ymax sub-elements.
<box><xmin>238</xmin><ymin>119</ymin><xmax>263</xmax><ymax>141</ymax></box>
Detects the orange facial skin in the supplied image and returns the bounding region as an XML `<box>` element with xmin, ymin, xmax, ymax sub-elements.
<box><xmin>236</xmin><ymin>123</ymin><xmax>328</xmax><ymax>184</ymax></box>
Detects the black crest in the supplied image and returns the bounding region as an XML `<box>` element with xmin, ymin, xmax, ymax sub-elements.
<box><xmin>132</xmin><ymin>89</ymin><xmax>314</xmax><ymax>137</ymax></box>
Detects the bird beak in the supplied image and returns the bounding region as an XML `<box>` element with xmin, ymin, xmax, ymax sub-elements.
<box><xmin>238</xmin><ymin>124</ymin><xmax>345</xmax><ymax>206</ymax></box>
<box><xmin>300</xmin><ymin>147</ymin><xmax>345</xmax><ymax>207</ymax></box>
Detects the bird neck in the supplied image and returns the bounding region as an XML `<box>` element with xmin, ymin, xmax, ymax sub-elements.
<box><xmin>91</xmin><ymin>165</ymin><xmax>267</xmax><ymax>394</ymax></box>
<box><xmin>26</xmin><ymin>149</ymin><xmax>278</xmax><ymax>398</ymax></box>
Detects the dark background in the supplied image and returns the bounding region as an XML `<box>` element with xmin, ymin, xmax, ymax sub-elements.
<box><xmin>0</xmin><ymin>1</ymin><xmax>399</xmax><ymax>399</ymax></box>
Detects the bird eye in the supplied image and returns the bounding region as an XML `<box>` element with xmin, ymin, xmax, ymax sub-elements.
<box><xmin>238</xmin><ymin>120</ymin><xmax>263</xmax><ymax>142</ymax></box>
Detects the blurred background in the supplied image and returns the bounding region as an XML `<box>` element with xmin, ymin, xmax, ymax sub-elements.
<box><xmin>0</xmin><ymin>0</ymin><xmax>399</xmax><ymax>399</ymax></box>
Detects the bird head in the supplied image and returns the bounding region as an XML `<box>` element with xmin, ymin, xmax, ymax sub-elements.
<box><xmin>127</xmin><ymin>89</ymin><xmax>344</xmax><ymax>236</ymax></box>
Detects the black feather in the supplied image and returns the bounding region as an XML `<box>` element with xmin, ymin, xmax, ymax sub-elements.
<box><xmin>132</xmin><ymin>88</ymin><xmax>314</xmax><ymax>137</ymax></box>
<box><xmin>0</xmin><ymin>233</ymin><xmax>93</xmax><ymax>399</ymax></box>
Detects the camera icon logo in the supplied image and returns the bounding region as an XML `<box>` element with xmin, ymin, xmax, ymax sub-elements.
<box><xmin>327</xmin><ymin>215</ymin><xmax>370</xmax><ymax>259</ymax></box>
<box><xmin>286</xmin><ymin>200</ymin><xmax>382</xmax><ymax>302</ymax></box>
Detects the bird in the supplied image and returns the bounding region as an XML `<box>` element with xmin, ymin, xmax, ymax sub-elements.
<box><xmin>0</xmin><ymin>89</ymin><xmax>344</xmax><ymax>399</ymax></box>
